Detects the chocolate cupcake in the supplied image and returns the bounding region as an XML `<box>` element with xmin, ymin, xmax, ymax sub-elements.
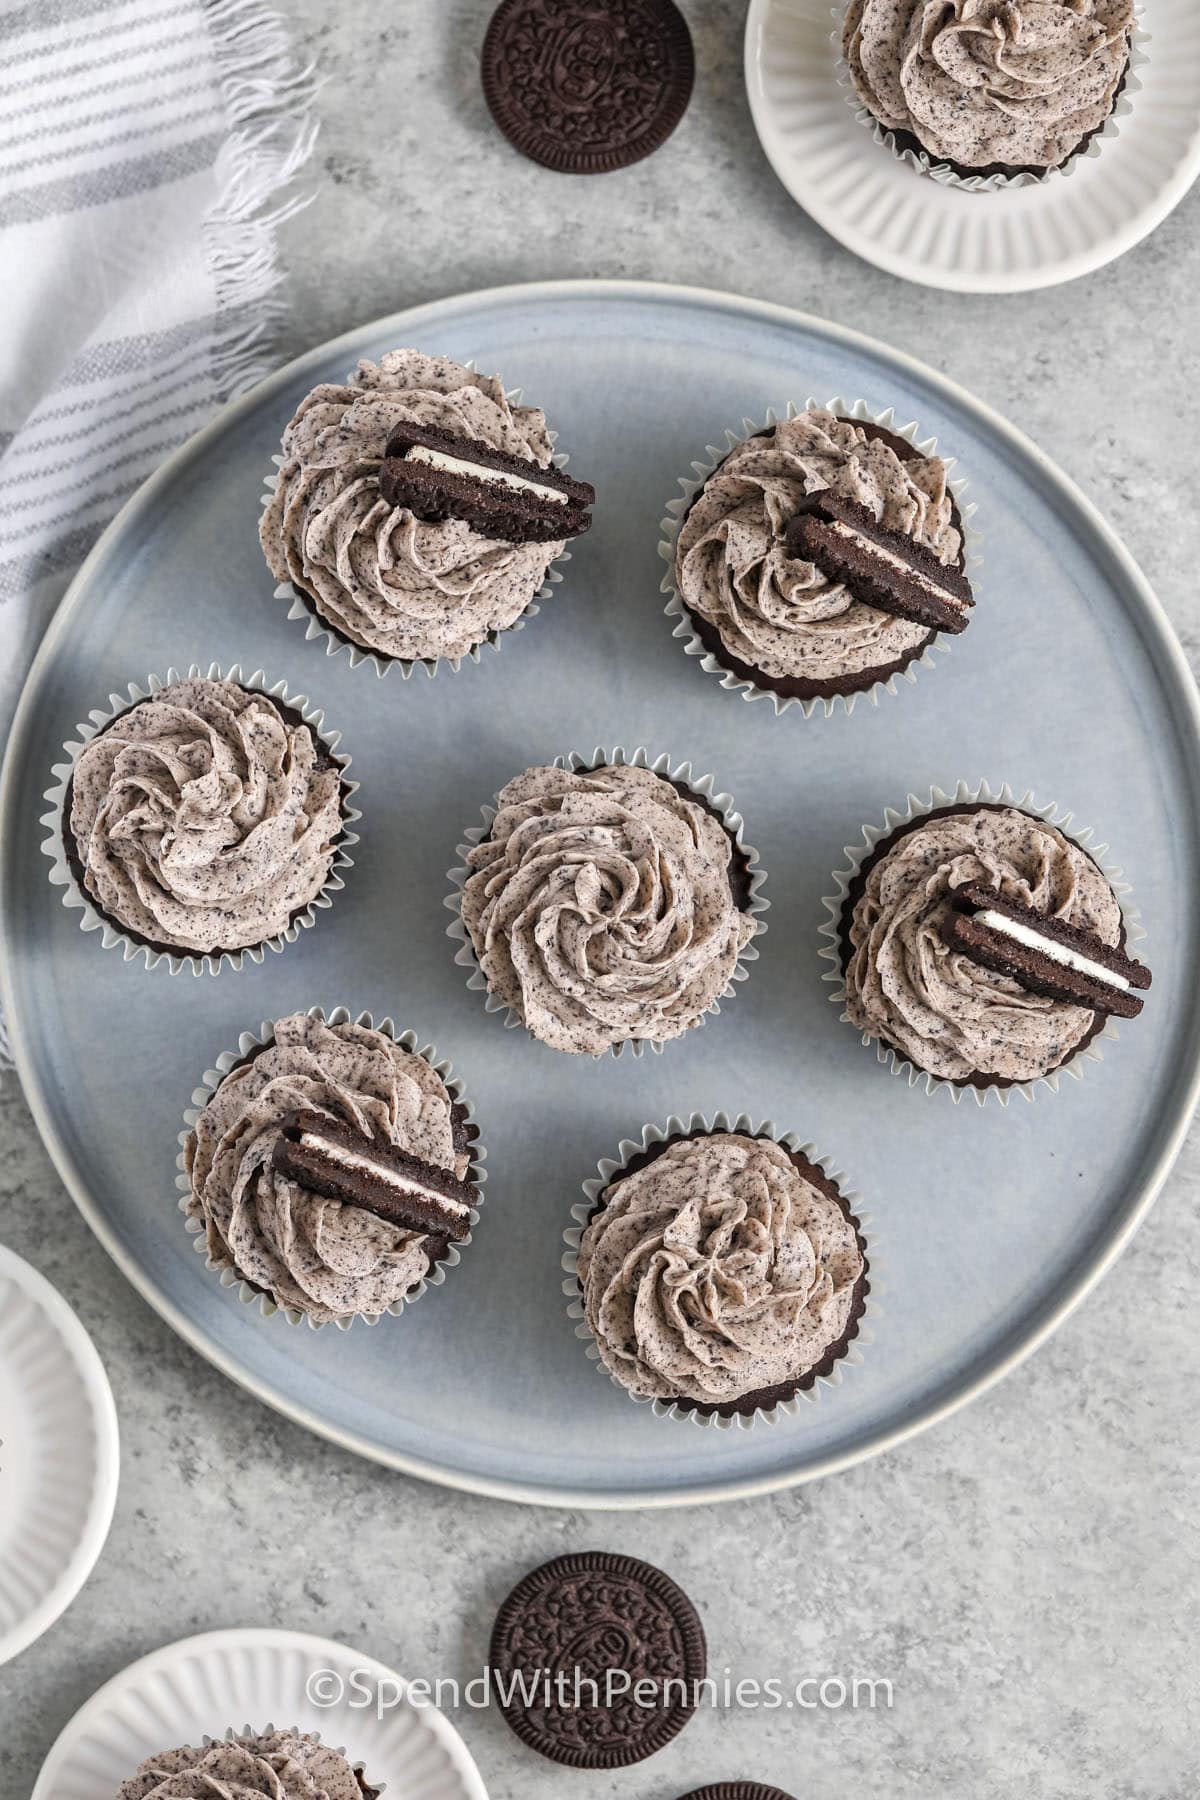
<box><xmin>178</xmin><ymin>1008</ymin><xmax>484</xmax><ymax>1327</ymax></box>
<box><xmin>259</xmin><ymin>349</ymin><xmax>591</xmax><ymax>675</ymax></box>
<box><xmin>841</xmin><ymin>0</ymin><xmax>1140</xmax><ymax>187</ymax></box>
<box><xmin>42</xmin><ymin>666</ymin><xmax>357</xmax><ymax>973</ymax></box>
<box><xmin>117</xmin><ymin>1728</ymin><xmax>378</xmax><ymax>1799</ymax></box>
<box><xmin>564</xmin><ymin>1116</ymin><xmax>871</xmax><ymax>1423</ymax></box>
<box><xmin>448</xmin><ymin>750</ymin><xmax>768</xmax><ymax>1057</ymax></box>
<box><xmin>822</xmin><ymin>782</ymin><xmax>1150</xmax><ymax>1101</ymax></box>
<box><xmin>661</xmin><ymin>401</ymin><xmax>977</xmax><ymax>717</ymax></box>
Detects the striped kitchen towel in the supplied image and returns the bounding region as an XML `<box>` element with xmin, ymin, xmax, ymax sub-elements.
<box><xmin>0</xmin><ymin>0</ymin><xmax>319</xmax><ymax>1069</ymax></box>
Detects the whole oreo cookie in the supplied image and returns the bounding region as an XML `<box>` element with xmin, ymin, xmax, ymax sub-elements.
<box><xmin>489</xmin><ymin>1551</ymin><xmax>706</xmax><ymax>1767</ymax></box>
<box><xmin>676</xmin><ymin>1789</ymin><xmax>797</xmax><ymax>1800</ymax></box>
<box><xmin>481</xmin><ymin>0</ymin><xmax>695</xmax><ymax>174</ymax></box>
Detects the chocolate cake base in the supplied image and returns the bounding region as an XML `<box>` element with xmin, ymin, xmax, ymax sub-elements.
<box><xmin>580</xmin><ymin>1126</ymin><xmax>870</xmax><ymax>1419</ymax></box>
<box><xmin>62</xmin><ymin>688</ymin><xmax>350</xmax><ymax>961</ymax></box>
<box><xmin>837</xmin><ymin>802</ymin><xmax>1122</xmax><ymax>1092</ymax></box>
<box><xmin>678</xmin><ymin>418</ymin><xmax>966</xmax><ymax>703</ymax></box>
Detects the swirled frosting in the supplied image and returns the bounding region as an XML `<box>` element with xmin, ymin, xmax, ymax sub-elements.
<box><xmin>460</xmin><ymin>763</ymin><xmax>756</xmax><ymax>1056</ymax></box>
<box><xmin>68</xmin><ymin>678</ymin><xmax>343</xmax><ymax>955</ymax></box>
<box><xmin>578</xmin><ymin>1133</ymin><xmax>866</xmax><ymax>1407</ymax></box>
<box><xmin>674</xmin><ymin>410</ymin><xmax>961</xmax><ymax>687</ymax></box>
<box><xmin>185</xmin><ymin>1013</ymin><xmax>471</xmax><ymax>1323</ymax></box>
<box><xmin>259</xmin><ymin>349</ymin><xmax>566</xmax><ymax>663</ymax></box>
<box><xmin>843</xmin><ymin>0</ymin><xmax>1134</xmax><ymax>174</ymax></box>
<box><xmin>117</xmin><ymin>1731</ymin><xmax>366</xmax><ymax>1800</ymax></box>
<box><xmin>842</xmin><ymin>805</ymin><xmax>1125</xmax><ymax>1085</ymax></box>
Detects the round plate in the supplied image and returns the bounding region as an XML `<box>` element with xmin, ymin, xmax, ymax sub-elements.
<box><xmin>2</xmin><ymin>280</ymin><xmax>1199</xmax><ymax>1508</ymax></box>
<box><xmin>32</xmin><ymin>1626</ymin><xmax>489</xmax><ymax>1798</ymax></box>
<box><xmin>0</xmin><ymin>1244</ymin><xmax>118</xmax><ymax>1664</ymax></box>
<box><xmin>744</xmin><ymin>0</ymin><xmax>1200</xmax><ymax>293</ymax></box>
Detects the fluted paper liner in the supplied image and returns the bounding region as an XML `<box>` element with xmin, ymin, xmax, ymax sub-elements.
<box><xmin>818</xmin><ymin>778</ymin><xmax>1148</xmax><ymax>1106</ymax></box>
<box><xmin>164</xmin><ymin>1725</ymin><xmax>384</xmax><ymax>1797</ymax></box>
<box><xmin>445</xmin><ymin>746</ymin><xmax>770</xmax><ymax>1059</ymax></box>
<box><xmin>659</xmin><ymin>395</ymin><xmax>982</xmax><ymax>718</ymax></box>
<box><xmin>833</xmin><ymin>5</ymin><xmax>1149</xmax><ymax>193</ymax></box>
<box><xmin>260</xmin><ymin>371</ymin><xmax>575</xmax><ymax>679</ymax></box>
<box><xmin>176</xmin><ymin>1005</ymin><xmax>486</xmax><ymax>1330</ymax></box>
<box><xmin>41</xmin><ymin>663</ymin><xmax>360</xmax><ymax>976</ymax></box>
<box><xmin>562</xmin><ymin>1112</ymin><xmax>878</xmax><ymax>1430</ymax></box>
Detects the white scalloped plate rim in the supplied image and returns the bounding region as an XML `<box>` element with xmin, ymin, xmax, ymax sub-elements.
<box><xmin>32</xmin><ymin>1626</ymin><xmax>490</xmax><ymax>1800</ymax></box>
<box><xmin>0</xmin><ymin>1244</ymin><xmax>119</xmax><ymax>1666</ymax></box>
<box><xmin>744</xmin><ymin>0</ymin><xmax>1200</xmax><ymax>293</ymax></box>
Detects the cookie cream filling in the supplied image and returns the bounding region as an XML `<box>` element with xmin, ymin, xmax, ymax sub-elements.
<box><xmin>403</xmin><ymin>444</ymin><xmax>568</xmax><ymax>504</ymax></box>
<box><xmin>974</xmin><ymin>909</ymin><xmax>1130</xmax><ymax>991</ymax></box>
<box><xmin>298</xmin><ymin>1133</ymin><xmax>472</xmax><ymax>1213</ymax></box>
<box><xmin>821</xmin><ymin>518</ymin><xmax>969</xmax><ymax>609</ymax></box>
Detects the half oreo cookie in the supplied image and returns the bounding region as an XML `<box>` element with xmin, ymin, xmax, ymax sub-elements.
<box><xmin>943</xmin><ymin>880</ymin><xmax>1151</xmax><ymax>1019</ymax></box>
<box><xmin>272</xmin><ymin>1107</ymin><xmax>477</xmax><ymax>1239</ymax></box>
<box><xmin>379</xmin><ymin>422</ymin><xmax>594</xmax><ymax>544</ymax></box>
<box><xmin>785</xmin><ymin>489</ymin><xmax>973</xmax><ymax>635</ymax></box>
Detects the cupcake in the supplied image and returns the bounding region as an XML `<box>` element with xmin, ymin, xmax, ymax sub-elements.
<box><xmin>50</xmin><ymin>671</ymin><xmax>352</xmax><ymax>970</ymax></box>
<box><xmin>453</xmin><ymin>754</ymin><xmax>766</xmax><ymax>1057</ymax></box>
<box><xmin>181</xmin><ymin>1010</ymin><xmax>483</xmax><ymax>1327</ymax></box>
<box><xmin>832</xmin><ymin>793</ymin><xmax>1151</xmax><ymax>1095</ymax></box>
<box><xmin>571</xmin><ymin>1124</ymin><xmax>869</xmax><ymax>1420</ymax></box>
<box><xmin>667</xmin><ymin>406</ymin><xmax>972</xmax><ymax>712</ymax></box>
<box><xmin>842</xmin><ymin>0</ymin><xmax>1136</xmax><ymax>184</ymax></box>
<box><xmin>259</xmin><ymin>349</ymin><xmax>593</xmax><ymax>673</ymax></box>
<box><xmin>117</xmin><ymin>1729</ymin><xmax>378</xmax><ymax>1798</ymax></box>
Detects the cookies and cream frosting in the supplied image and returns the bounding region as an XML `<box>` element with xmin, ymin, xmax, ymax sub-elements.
<box><xmin>259</xmin><ymin>349</ymin><xmax>565</xmax><ymax>662</ymax></box>
<box><xmin>843</xmin><ymin>0</ymin><xmax>1134</xmax><ymax>174</ymax></box>
<box><xmin>673</xmin><ymin>409</ymin><xmax>961</xmax><ymax>685</ymax></box>
<box><xmin>185</xmin><ymin>1013</ymin><xmax>470</xmax><ymax>1323</ymax></box>
<box><xmin>68</xmin><ymin>678</ymin><xmax>343</xmax><ymax>955</ymax></box>
<box><xmin>577</xmin><ymin>1133</ymin><xmax>865</xmax><ymax>1407</ymax></box>
<box><xmin>842</xmin><ymin>805</ymin><xmax>1125</xmax><ymax>1084</ymax></box>
<box><xmin>460</xmin><ymin>763</ymin><xmax>756</xmax><ymax>1056</ymax></box>
<box><xmin>118</xmin><ymin>1731</ymin><xmax>366</xmax><ymax>1799</ymax></box>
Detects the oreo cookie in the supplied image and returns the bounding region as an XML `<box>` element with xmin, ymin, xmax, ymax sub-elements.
<box><xmin>943</xmin><ymin>880</ymin><xmax>1151</xmax><ymax>1019</ymax></box>
<box><xmin>489</xmin><ymin>1551</ymin><xmax>706</xmax><ymax>1767</ymax></box>
<box><xmin>785</xmin><ymin>489</ymin><xmax>974</xmax><ymax>635</ymax></box>
<box><xmin>379</xmin><ymin>422</ymin><xmax>593</xmax><ymax>544</ymax></box>
<box><xmin>272</xmin><ymin>1108</ymin><xmax>477</xmax><ymax>1240</ymax></box>
<box><xmin>676</xmin><ymin>1789</ymin><xmax>797</xmax><ymax>1800</ymax></box>
<box><xmin>481</xmin><ymin>0</ymin><xmax>694</xmax><ymax>174</ymax></box>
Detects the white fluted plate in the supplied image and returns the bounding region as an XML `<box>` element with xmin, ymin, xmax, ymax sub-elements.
<box><xmin>745</xmin><ymin>0</ymin><xmax>1200</xmax><ymax>292</ymax></box>
<box><xmin>0</xmin><ymin>1244</ymin><xmax>118</xmax><ymax>1665</ymax></box>
<box><xmin>33</xmin><ymin>1627</ymin><xmax>489</xmax><ymax>1799</ymax></box>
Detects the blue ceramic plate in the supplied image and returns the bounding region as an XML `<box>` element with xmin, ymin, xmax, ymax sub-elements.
<box><xmin>4</xmin><ymin>281</ymin><xmax>1198</xmax><ymax>1506</ymax></box>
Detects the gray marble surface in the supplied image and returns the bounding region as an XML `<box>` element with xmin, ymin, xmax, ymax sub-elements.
<box><xmin>4</xmin><ymin>3</ymin><xmax>1200</xmax><ymax>1796</ymax></box>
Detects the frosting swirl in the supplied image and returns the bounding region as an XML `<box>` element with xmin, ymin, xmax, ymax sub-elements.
<box><xmin>460</xmin><ymin>763</ymin><xmax>756</xmax><ymax>1056</ymax></box>
<box><xmin>843</xmin><ymin>0</ymin><xmax>1134</xmax><ymax>174</ymax></box>
<box><xmin>259</xmin><ymin>349</ymin><xmax>565</xmax><ymax>663</ymax></box>
<box><xmin>68</xmin><ymin>678</ymin><xmax>343</xmax><ymax>955</ymax></box>
<box><xmin>118</xmin><ymin>1731</ymin><xmax>366</xmax><ymax>1799</ymax></box>
<box><xmin>577</xmin><ymin>1133</ymin><xmax>865</xmax><ymax>1407</ymax></box>
<box><xmin>674</xmin><ymin>410</ymin><xmax>960</xmax><ymax>686</ymax></box>
<box><xmin>842</xmin><ymin>804</ymin><xmax>1124</xmax><ymax>1085</ymax></box>
<box><xmin>185</xmin><ymin>1013</ymin><xmax>471</xmax><ymax>1323</ymax></box>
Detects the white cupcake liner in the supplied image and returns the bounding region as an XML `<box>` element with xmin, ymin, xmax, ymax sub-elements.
<box><xmin>173</xmin><ymin>1725</ymin><xmax>384</xmax><ymax>1797</ymax></box>
<box><xmin>562</xmin><ymin>1112</ymin><xmax>879</xmax><ymax>1430</ymax></box>
<box><xmin>658</xmin><ymin>395</ymin><xmax>982</xmax><ymax>719</ymax></box>
<box><xmin>41</xmin><ymin>663</ymin><xmax>361</xmax><ymax>977</ymax></box>
<box><xmin>818</xmin><ymin>778</ymin><xmax>1148</xmax><ymax>1107</ymax></box>
<box><xmin>175</xmin><ymin>1004</ymin><xmax>486</xmax><ymax>1330</ymax></box>
<box><xmin>444</xmin><ymin>747</ymin><xmax>770</xmax><ymax>1059</ymax></box>
<box><xmin>261</xmin><ymin>372</ymin><xmax>575</xmax><ymax>679</ymax></box>
<box><xmin>834</xmin><ymin>5</ymin><xmax>1149</xmax><ymax>193</ymax></box>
